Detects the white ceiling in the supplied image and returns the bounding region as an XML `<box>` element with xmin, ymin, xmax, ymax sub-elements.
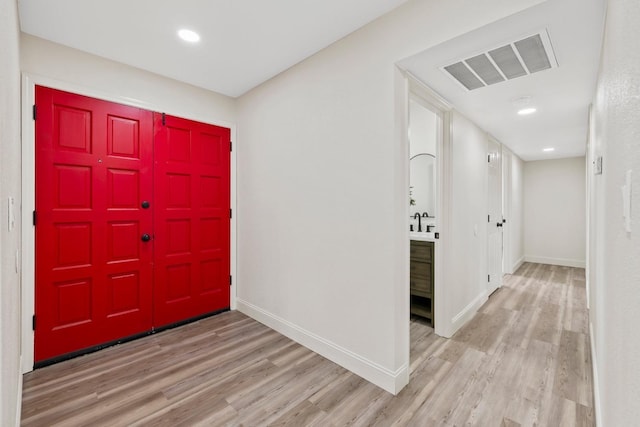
<box><xmin>399</xmin><ymin>0</ymin><xmax>606</xmax><ymax>161</ymax></box>
<box><xmin>18</xmin><ymin>0</ymin><xmax>409</xmax><ymax>98</ymax></box>
<box><xmin>19</xmin><ymin>0</ymin><xmax>605</xmax><ymax>161</ymax></box>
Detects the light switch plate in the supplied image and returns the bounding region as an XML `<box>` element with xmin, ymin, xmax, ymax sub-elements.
<box><xmin>594</xmin><ymin>156</ymin><xmax>603</xmax><ymax>175</ymax></box>
<box><xmin>8</xmin><ymin>197</ymin><xmax>15</xmax><ymax>231</ymax></box>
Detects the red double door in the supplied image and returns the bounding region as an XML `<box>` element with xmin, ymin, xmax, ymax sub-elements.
<box><xmin>34</xmin><ymin>86</ymin><xmax>230</xmax><ymax>362</ymax></box>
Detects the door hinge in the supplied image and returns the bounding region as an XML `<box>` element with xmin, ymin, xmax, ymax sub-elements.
<box><xmin>230</xmin><ymin>208</ymin><xmax>232</xmax><ymax>219</ymax></box>
<box><xmin>488</xmin><ymin>274</ymin><xmax>490</xmax><ymax>282</ymax></box>
<box><xmin>230</xmin><ymin>141</ymin><xmax>232</xmax><ymax>152</ymax></box>
<box><xmin>229</xmin><ymin>275</ymin><xmax>233</xmax><ymax>286</ymax></box>
<box><xmin>33</xmin><ymin>105</ymin><xmax>37</xmax><ymax>121</ymax></box>
<box><xmin>488</xmin><ymin>154</ymin><xmax>491</xmax><ymax>163</ymax></box>
<box><xmin>33</xmin><ymin>211</ymin><xmax>37</xmax><ymax>226</ymax></box>
<box><xmin>488</xmin><ymin>214</ymin><xmax>490</xmax><ymax>223</ymax></box>
<box><xmin>161</xmin><ymin>113</ymin><xmax>166</xmax><ymax>126</ymax></box>
<box><xmin>32</xmin><ymin>315</ymin><xmax>36</xmax><ymax>331</ymax></box>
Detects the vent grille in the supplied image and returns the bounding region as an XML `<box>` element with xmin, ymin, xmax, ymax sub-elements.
<box><xmin>488</xmin><ymin>45</ymin><xmax>527</xmax><ymax>79</ymax></box>
<box><xmin>466</xmin><ymin>54</ymin><xmax>505</xmax><ymax>85</ymax></box>
<box><xmin>442</xmin><ymin>31</ymin><xmax>557</xmax><ymax>91</ymax></box>
<box><xmin>515</xmin><ymin>35</ymin><xmax>551</xmax><ymax>73</ymax></box>
<box><xmin>443</xmin><ymin>62</ymin><xmax>484</xmax><ymax>91</ymax></box>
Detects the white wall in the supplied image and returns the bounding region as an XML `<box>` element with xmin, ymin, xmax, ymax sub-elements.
<box><xmin>511</xmin><ymin>152</ymin><xmax>525</xmax><ymax>271</ymax></box>
<box><xmin>589</xmin><ymin>0</ymin><xmax>640</xmax><ymax>424</ymax></box>
<box><xmin>20</xmin><ymin>34</ymin><xmax>237</xmax><ymax>124</ymax></box>
<box><xmin>236</xmin><ymin>0</ymin><xmax>544</xmax><ymax>394</ymax></box>
<box><xmin>409</xmin><ymin>99</ymin><xmax>437</xmax><ymax>157</ymax></box>
<box><xmin>444</xmin><ymin>111</ymin><xmax>490</xmax><ymax>333</ymax></box>
<box><xmin>19</xmin><ymin>34</ymin><xmax>238</xmax><ymax>373</ymax></box>
<box><xmin>523</xmin><ymin>157</ymin><xmax>586</xmax><ymax>267</ymax></box>
<box><xmin>0</xmin><ymin>0</ymin><xmax>23</xmax><ymax>424</ymax></box>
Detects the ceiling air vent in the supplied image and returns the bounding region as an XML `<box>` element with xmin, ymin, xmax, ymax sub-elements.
<box><xmin>442</xmin><ymin>30</ymin><xmax>558</xmax><ymax>91</ymax></box>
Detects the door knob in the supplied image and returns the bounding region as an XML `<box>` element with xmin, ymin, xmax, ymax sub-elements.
<box><xmin>141</xmin><ymin>201</ymin><xmax>150</xmax><ymax>209</ymax></box>
<box><xmin>496</xmin><ymin>222</ymin><xmax>503</xmax><ymax>227</ymax></box>
<box><xmin>141</xmin><ymin>233</ymin><xmax>151</xmax><ymax>242</ymax></box>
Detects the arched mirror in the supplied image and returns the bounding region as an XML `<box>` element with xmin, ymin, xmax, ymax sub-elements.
<box><xmin>409</xmin><ymin>98</ymin><xmax>437</xmax><ymax>226</ymax></box>
<box><xmin>410</xmin><ymin>153</ymin><xmax>435</xmax><ymax>218</ymax></box>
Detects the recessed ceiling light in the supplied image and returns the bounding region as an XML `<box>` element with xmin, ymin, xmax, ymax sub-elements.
<box><xmin>178</xmin><ymin>29</ymin><xmax>200</xmax><ymax>43</ymax></box>
<box><xmin>543</xmin><ymin>147</ymin><xmax>555</xmax><ymax>152</ymax></box>
<box><xmin>517</xmin><ymin>107</ymin><xmax>537</xmax><ymax>115</ymax></box>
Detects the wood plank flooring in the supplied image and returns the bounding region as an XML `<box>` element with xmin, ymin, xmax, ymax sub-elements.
<box><xmin>21</xmin><ymin>263</ymin><xmax>594</xmax><ymax>426</ymax></box>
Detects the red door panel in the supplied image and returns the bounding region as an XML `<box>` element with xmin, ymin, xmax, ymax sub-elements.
<box><xmin>35</xmin><ymin>86</ymin><xmax>154</xmax><ymax>362</ymax></box>
<box><xmin>153</xmin><ymin>113</ymin><xmax>230</xmax><ymax>327</ymax></box>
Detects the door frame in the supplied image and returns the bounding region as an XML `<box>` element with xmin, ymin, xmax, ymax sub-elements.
<box><xmin>405</xmin><ymin>72</ymin><xmax>452</xmax><ymax>338</ymax></box>
<box><xmin>21</xmin><ymin>73</ymin><xmax>238</xmax><ymax>373</ymax></box>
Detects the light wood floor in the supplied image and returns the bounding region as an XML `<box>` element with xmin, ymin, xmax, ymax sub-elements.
<box><xmin>21</xmin><ymin>263</ymin><xmax>594</xmax><ymax>426</ymax></box>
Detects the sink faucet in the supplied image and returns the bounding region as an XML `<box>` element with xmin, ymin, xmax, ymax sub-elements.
<box><xmin>421</xmin><ymin>212</ymin><xmax>433</xmax><ymax>233</ymax></box>
<box><xmin>413</xmin><ymin>212</ymin><xmax>422</xmax><ymax>232</ymax></box>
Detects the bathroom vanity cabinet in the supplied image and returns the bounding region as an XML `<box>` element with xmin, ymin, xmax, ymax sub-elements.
<box><xmin>410</xmin><ymin>240</ymin><xmax>434</xmax><ymax>325</ymax></box>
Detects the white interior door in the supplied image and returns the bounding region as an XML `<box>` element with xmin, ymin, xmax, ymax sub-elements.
<box><xmin>487</xmin><ymin>138</ymin><xmax>503</xmax><ymax>295</ymax></box>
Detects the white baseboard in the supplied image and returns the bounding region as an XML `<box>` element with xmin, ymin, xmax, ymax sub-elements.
<box><xmin>524</xmin><ymin>255</ymin><xmax>586</xmax><ymax>268</ymax></box>
<box><xmin>445</xmin><ymin>291</ymin><xmax>488</xmax><ymax>338</ymax></box>
<box><xmin>236</xmin><ymin>299</ymin><xmax>408</xmax><ymax>395</ymax></box>
<box><xmin>512</xmin><ymin>257</ymin><xmax>525</xmax><ymax>273</ymax></box>
<box><xmin>15</xmin><ymin>356</ymin><xmax>23</xmax><ymax>427</ymax></box>
<box><xmin>589</xmin><ymin>321</ymin><xmax>602</xmax><ymax>427</ymax></box>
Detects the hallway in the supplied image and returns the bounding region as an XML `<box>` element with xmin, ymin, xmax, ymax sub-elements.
<box><xmin>21</xmin><ymin>262</ymin><xmax>593</xmax><ymax>426</ymax></box>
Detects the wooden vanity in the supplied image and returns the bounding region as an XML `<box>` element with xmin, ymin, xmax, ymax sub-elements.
<box><xmin>410</xmin><ymin>240</ymin><xmax>434</xmax><ymax>325</ymax></box>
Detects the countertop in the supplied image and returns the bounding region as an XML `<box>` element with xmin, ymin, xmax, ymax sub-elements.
<box><xmin>410</xmin><ymin>232</ymin><xmax>436</xmax><ymax>242</ymax></box>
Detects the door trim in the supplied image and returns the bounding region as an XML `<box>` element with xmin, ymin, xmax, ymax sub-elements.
<box><xmin>21</xmin><ymin>73</ymin><xmax>237</xmax><ymax>373</ymax></box>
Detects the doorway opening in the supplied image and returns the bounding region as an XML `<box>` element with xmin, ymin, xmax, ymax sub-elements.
<box><xmin>408</xmin><ymin>98</ymin><xmax>439</xmax><ymax>327</ymax></box>
<box><xmin>406</xmin><ymin>74</ymin><xmax>451</xmax><ymax>343</ymax></box>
